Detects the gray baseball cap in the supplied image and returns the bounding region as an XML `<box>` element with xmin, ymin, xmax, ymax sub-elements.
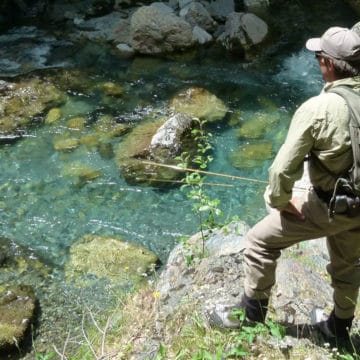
<box><xmin>306</xmin><ymin>26</ymin><xmax>360</xmax><ymax>61</ymax></box>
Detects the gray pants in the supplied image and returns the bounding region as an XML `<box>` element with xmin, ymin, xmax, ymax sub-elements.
<box><xmin>244</xmin><ymin>188</ymin><xmax>360</xmax><ymax>319</ymax></box>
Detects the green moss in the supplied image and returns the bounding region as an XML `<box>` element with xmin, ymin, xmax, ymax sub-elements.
<box><xmin>169</xmin><ymin>87</ymin><xmax>228</xmax><ymax>123</ymax></box>
<box><xmin>237</xmin><ymin>111</ymin><xmax>280</xmax><ymax>139</ymax></box>
<box><xmin>229</xmin><ymin>141</ymin><xmax>273</xmax><ymax>169</ymax></box>
<box><xmin>53</xmin><ymin>136</ymin><xmax>80</xmax><ymax>152</ymax></box>
<box><xmin>45</xmin><ymin>108</ymin><xmax>62</xmax><ymax>124</ymax></box>
<box><xmin>66</xmin><ymin>116</ymin><xmax>87</xmax><ymax>130</ymax></box>
<box><xmin>0</xmin><ymin>285</ymin><xmax>35</xmax><ymax>349</ymax></box>
<box><xmin>65</xmin><ymin>235</ymin><xmax>159</xmax><ymax>287</ymax></box>
<box><xmin>94</xmin><ymin>115</ymin><xmax>131</xmax><ymax>138</ymax></box>
<box><xmin>101</xmin><ymin>82</ymin><xmax>124</xmax><ymax>97</ymax></box>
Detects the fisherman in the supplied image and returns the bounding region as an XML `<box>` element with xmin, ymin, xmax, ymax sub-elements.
<box><xmin>214</xmin><ymin>26</ymin><xmax>360</xmax><ymax>346</ymax></box>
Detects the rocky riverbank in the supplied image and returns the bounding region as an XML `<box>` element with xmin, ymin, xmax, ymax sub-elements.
<box><xmin>111</xmin><ymin>221</ymin><xmax>360</xmax><ymax>359</ymax></box>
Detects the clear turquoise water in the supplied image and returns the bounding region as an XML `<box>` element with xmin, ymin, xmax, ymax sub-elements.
<box><xmin>0</xmin><ymin>16</ymin><xmax>346</xmax><ymax>354</ymax></box>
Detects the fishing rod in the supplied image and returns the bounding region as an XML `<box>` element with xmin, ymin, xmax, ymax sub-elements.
<box><xmin>141</xmin><ymin>160</ymin><xmax>268</xmax><ymax>184</ymax></box>
<box><xmin>144</xmin><ymin>178</ymin><xmax>235</xmax><ymax>187</ymax></box>
<box><xmin>141</xmin><ymin>160</ymin><xmax>309</xmax><ymax>191</ymax></box>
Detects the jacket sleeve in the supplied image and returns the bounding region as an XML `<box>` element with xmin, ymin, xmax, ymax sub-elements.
<box><xmin>264</xmin><ymin>97</ymin><xmax>316</xmax><ymax>208</ymax></box>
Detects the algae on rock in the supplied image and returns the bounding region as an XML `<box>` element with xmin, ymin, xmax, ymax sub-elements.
<box><xmin>0</xmin><ymin>285</ymin><xmax>36</xmax><ymax>351</ymax></box>
<box><xmin>229</xmin><ymin>140</ymin><xmax>273</xmax><ymax>169</ymax></box>
<box><xmin>169</xmin><ymin>87</ymin><xmax>228</xmax><ymax>123</ymax></box>
<box><xmin>65</xmin><ymin>235</ymin><xmax>159</xmax><ymax>287</ymax></box>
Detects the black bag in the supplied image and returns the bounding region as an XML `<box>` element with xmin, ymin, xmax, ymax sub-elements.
<box><xmin>327</xmin><ymin>86</ymin><xmax>360</xmax><ymax>217</ymax></box>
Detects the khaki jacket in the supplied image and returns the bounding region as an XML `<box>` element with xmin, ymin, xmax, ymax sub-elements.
<box><xmin>264</xmin><ymin>76</ymin><xmax>360</xmax><ymax>208</ymax></box>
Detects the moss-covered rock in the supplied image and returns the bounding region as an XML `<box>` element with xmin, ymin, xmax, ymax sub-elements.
<box><xmin>169</xmin><ymin>87</ymin><xmax>228</xmax><ymax>123</ymax></box>
<box><xmin>101</xmin><ymin>82</ymin><xmax>124</xmax><ymax>97</ymax></box>
<box><xmin>237</xmin><ymin>111</ymin><xmax>280</xmax><ymax>139</ymax></box>
<box><xmin>79</xmin><ymin>134</ymin><xmax>100</xmax><ymax>148</ymax></box>
<box><xmin>0</xmin><ymin>237</ymin><xmax>50</xmax><ymax>282</ymax></box>
<box><xmin>0</xmin><ymin>285</ymin><xmax>36</xmax><ymax>351</ymax></box>
<box><xmin>65</xmin><ymin>234</ymin><xmax>159</xmax><ymax>287</ymax></box>
<box><xmin>63</xmin><ymin>162</ymin><xmax>102</xmax><ymax>187</ymax></box>
<box><xmin>53</xmin><ymin>135</ymin><xmax>80</xmax><ymax>152</ymax></box>
<box><xmin>115</xmin><ymin>114</ymin><xmax>196</xmax><ymax>186</ymax></box>
<box><xmin>94</xmin><ymin>115</ymin><xmax>131</xmax><ymax>138</ymax></box>
<box><xmin>66</xmin><ymin>116</ymin><xmax>87</xmax><ymax>130</ymax></box>
<box><xmin>45</xmin><ymin>108</ymin><xmax>62</xmax><ymax>125</ymax></box>
<box><xmin>0</xmin><ymin>77</ymin><xmax>66</xmax><ymax>139</ymax></box>
<box><xmin>115</xmin><ymin>119</ymin><xmax>169</xmax><ymax>185</ymax></box>
<box><xmin>229</xmin><ymin>141</ymin><xmax>273</xmax><ymax>169</ymax></box>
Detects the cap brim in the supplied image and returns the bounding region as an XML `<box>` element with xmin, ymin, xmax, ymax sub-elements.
<box><xmin>305</xmin><ymin>38</ymin><xmax>321</xmax><ymax>52</ymax></box>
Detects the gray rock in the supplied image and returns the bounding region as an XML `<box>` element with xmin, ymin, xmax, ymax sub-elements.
<box><xmin>150</xmin><ymin>2</ymin><xmax>175</xmax><ymax>14</ymax></box>
<box><xmin>74</xmin><ymin>12</ymin><xmax>127</xmax><ymax>42</ymax></box>
<box><xmin>179</xmin><ymin>0</ymin><xmax>194</xmax><ymax>9</ymax></box>
<box><xmin>150</xmin><ymin>113</ymin><xmax>193</xmax><ymax>156</ymax></box>
<box><xmin>272</xmin><ymin>258</ymin><xmax>332</xmax><ymax>325</ymax></box>
<box><xmin>192</xmin><ymin>26</ymin><xmax>213</xmax><ymax>45</ymax></box>
<box><xmin>208</xmin><ymin>0</ymin><xmax>235</xmax><ymax>22</ymax></box>
<box><xmin>130</xmin><ymin>5</ymin><xmax>194</xmax><ymax>54</ymax></box>
<box><xmin>244</xmin><ymin>0</ymin><xmax>269</xmax><ymax>13</ymax></box>
<box><xmin>218</xmin><ymin>12</ymin><xmax>268</xmax><ymax>53</ymax></box>
<box><xmin>180</xmin><ymin>2</ymin><xmax>217</xmax><ymax>33</ymax></box>
<box><xmin>116</xmin><ymin>43</ymin><xmax>135</xmax><ymax>57</ymax></box>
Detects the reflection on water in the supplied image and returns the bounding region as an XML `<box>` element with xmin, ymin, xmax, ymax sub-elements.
<box><xmin>0</xmin><ymin>25</ymin><xmax>325</xmax><ymax>354</ymax></box>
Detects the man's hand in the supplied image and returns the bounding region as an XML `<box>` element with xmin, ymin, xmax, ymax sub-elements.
<box><xmin>279</xmin><ymin>198</ymin><xmax>305</xmax><ymax>221</ymax></box>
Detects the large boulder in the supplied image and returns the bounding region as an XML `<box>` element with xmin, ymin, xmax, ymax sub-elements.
<box><xmin>0</xmin><ymin>77</ymin><xmax>65</xmax><ymax>141</ymax></box>
<box><xmin>169</xmin><ymin>87</ymin><xmax>228</xmax><ymax>122</ymax></box>
<box><xmin>207</xmin><ymin>0</ymin><xmax>235</xmax><ymax>22</ymax></box>
<box><xmin>130</xmin><ymin>5</ymin><xmax>195</xmax><ymax>54</ymax></box>
<box><xmin>179</xmin><ymin>2</ymin><xmax>218</xmax><ymax>33</ymax></box>
<box><xmin>0</xmin><ymin>285</ymin><xmax>36</xmax><ymax>352</ymax></box>
<box><xmin>217</xmin><ymin>12</ymin><xmax>268</xmax><ymax>54</ymax></box>
<box><xmin>65</xmin><ymin>234</ymin><xmax>159</xmax><ymax>287</ymax></box>
<box><xmin>115</xmin><ymin>114</ymin><xmax>195</xmax><ymax>186</ymax></box>
<box><xmin>124</xmin><ymin>223</ymin><xmax>341</xmax><ymax>359</ymax></box>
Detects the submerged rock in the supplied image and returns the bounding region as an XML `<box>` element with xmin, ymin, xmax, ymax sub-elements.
<box><xmin>229</xmin><ymin>140</ymin><xmax>273</xmax><ymax>169</ymax></box>
<box><xmin>45</xmin><ymin>107</ymin><xmax>62</xmax><ymax>125</ymax></box>
<box><xmin>0</xmin><ymin>285</ymin><xmax>36</xmax><ymax>352</ymax></box>
<box><xmin>101</xmin><ymin>82</ymin><xmax>125</xmax><ymax>97</ymax></box>
<box><xmin>53</xmin><ymin>135</ymin><xmax>80</xmax><ymax>152</ymax></box>
<box><xmin>0</xmin><ymin>77</ymin><xmax>66</xmax><ymax>140</ymax></box>
<box><xmin>66</xmin><ymin>116</ymin><xmax>87</xmax><ymax>130</ymax></box>
<box><xmin>169</xmin><ymin>87</ymin><xmax>228</xmax><ymax>122</ymax></box>
<box><xmin>94</xmin><ymin>114</ymin><xmax>131</xmax><ymax>138</ymax></box>
<box><xmin>237</xmin><ymin>111</ymin><xmax>280</xmax><ymax>139</ymax></box>
<box><xmin>0</xmin><ymin>237</ymin><xmax>50</xmax><ymax>284</ymax></box>
<box><xmin>63</xmin><ymin>162</ymin><xmax>102</xmax><ymax>187</ymax></box>
<box><xmin>65</xmin><ymin>234</ymin><xmax>159</xmax><ymax>287</ymax></box>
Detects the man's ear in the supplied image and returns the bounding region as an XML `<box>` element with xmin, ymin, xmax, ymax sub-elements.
<box><xmin>325</xmin><ymin>57</ymin><xmax>335</xmax><ymax>71</ymax></box>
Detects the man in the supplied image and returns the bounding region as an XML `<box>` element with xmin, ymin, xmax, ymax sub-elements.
<box><xmin>241</xmin><ymin>26</ymin><xmax>360</xmax><ymax>343</ymax></box>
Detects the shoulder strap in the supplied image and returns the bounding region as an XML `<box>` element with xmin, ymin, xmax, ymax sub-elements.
<box><xmin>328</xmin><ymin>85</ymin><xmax>360</xmax><ymax>194</ymax></box>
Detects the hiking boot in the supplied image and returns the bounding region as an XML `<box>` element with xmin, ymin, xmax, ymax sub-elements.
<box><xmin>312</xmin><ymin>308</ymin><xmax>354</xmax><ymax>351</ymax></box>
<box><xmin>207</xmin><ymin>294</ymin><xmax>268</xmax><ymax>328</ymax></box>
<box><xmin>241</xmin><ymin>294</ymin><xmax>268</xmax><ymax>323</ymax></box>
